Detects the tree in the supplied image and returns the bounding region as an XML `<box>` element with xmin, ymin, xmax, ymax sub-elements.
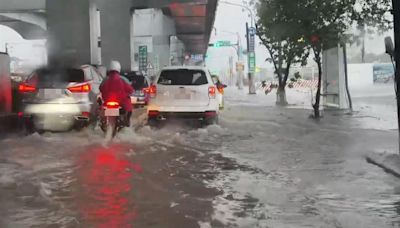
<box><xmin>296</xmin><ymin>0</ymin><xmax>352</xmax><ymax>118</ymax></box>
<box><xmin>256</xmin><ymin>0</ymin><xmax>390</xmax><ymax>113</ymax></box>
<box><xmin>256</xmin><ymin>0</ymin><xmax>309</xmax><ymax>105</ymax></box>
<box><xmin>299</xmin><ymin>0</ymin><xmax>391</xmax><ymax>118</ymax></box>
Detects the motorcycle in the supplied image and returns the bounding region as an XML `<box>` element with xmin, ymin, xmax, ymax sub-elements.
<box><xmin>99</xmin><ymin>100</ymin><xmax>127</xmax><ymax>139</ymax></box>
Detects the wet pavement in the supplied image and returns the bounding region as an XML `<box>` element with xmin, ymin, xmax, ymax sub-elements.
<box><xmin>1</xmin><ymin>87</ymin><xmax>400</xmax><ymax>227</ymax></box>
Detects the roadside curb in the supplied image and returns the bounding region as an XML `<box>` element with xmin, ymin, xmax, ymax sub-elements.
<box><xmin>366</xmin><ymin>152</ymin><xmax>400</xmax><ymax>178</ymax></box>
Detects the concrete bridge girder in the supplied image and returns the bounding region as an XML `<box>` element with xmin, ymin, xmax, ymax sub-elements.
<box><xmin>0</xmin><ymin>13</ymin><xmax>46</xmax><ymax>40</ymax></box>
<box><xmin>0</xmin><ymin>0</ymin><xmax>45</xmax><ymax>12</ymax></box>
<box><xmin>0</xmin><ymin>0</ymin><xmax>217</xmax><ymax>69</ymax></box>
<box><xmin>0</xmin><ymin>13</ymin><xmax>46</xmax><ymax>29</ymax></box>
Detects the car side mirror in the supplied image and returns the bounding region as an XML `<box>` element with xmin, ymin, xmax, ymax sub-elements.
<box><xmin>385</xmin><ymin>36</ymin><xmax>394</xmax><ymax>57</ymax></box>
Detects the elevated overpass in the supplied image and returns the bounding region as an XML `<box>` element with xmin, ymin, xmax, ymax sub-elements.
<box><xmin>0</xmin><ymin>0</ymin><xmax>218</xmax><ymax>70</ymax></box>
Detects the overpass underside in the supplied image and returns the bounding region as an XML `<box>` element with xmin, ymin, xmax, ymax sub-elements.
<box><xmin>0</xmin><ymin>0</ymin><xmax>218</xmax><ymax>71</ymax></box>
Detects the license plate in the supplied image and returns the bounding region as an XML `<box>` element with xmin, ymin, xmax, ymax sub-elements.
<box><xmin>41</xmin><ymin>89</ymin><xmax>63</xmax><ymax>99</ymax></box>
<box><xmin>131</xmin><ymin>96</ymin><xmax>138</xmax><ymax>104</ymax></box>
<box><xmin>104</xmin><ymin>108</ymin><xmax>120</xmax><ymax>117</ymax></box>
<box><xmin>175</xmin><ymin>92</ymin><xmax>191</xmax><ymax>99</ymax></box>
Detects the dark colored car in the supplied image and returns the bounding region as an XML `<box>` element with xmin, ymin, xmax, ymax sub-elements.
<box><xmin>121</xmin><ymin>71</ymin><xmax>151</xmax><ymax>107</ymax></box>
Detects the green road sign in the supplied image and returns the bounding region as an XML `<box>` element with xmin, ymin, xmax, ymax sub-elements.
<box><xmin>138</xmin><ymin>45</ymin><xmax>148</xmax><ymax>72</ymax></box>
<box><xmin>214</xmin><ymin>40</ymin><xmax>231</xmax><ymax>48</ymax></box>
<box><xmin>248</xmin><ymin>52</ymin><xmax>256</xmax><ymax>73</ymax></box>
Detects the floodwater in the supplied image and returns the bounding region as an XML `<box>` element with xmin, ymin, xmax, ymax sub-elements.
<box><xmin>0</xmin><ymin>87</ymin><xmax>400</xmax><ymax>227</ymax></box>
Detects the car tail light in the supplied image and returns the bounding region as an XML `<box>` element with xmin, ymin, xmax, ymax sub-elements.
<box><xmin>142</xmin><ymin>87</ymin><xmax>150</xmax><ymax>94</ymax></box>
<box><xmin>82</xmin><ymin>112</ymin><xmax>90</xmax><ymax>117</ymax></box>
<box><xmin>149</xmin><ymin>85</ymin><xmax>157</xmax><ymax>98</ymax></box>
<box><xmin>208</xmin><ymin>86</ymin><xmax>216</xmax><ymax>98</ymax></box>
<box><xmin>106</xmin><ymin>101</ymin><xmax>120</xmax><ymax>108</ymax></box>
<box><xmin>68</xmin><ymin>83</ymin><xmax>91</xmax><ymax>93</ymax></box>
<box><xmin>205</xmin><ymin>111</ymin><xmax>217</xmax><ymax>117</ymax></box>
<box><xmin>18</xmin><ymin>83</ymin><xmax>36</xmax><ymax>93</ymax></box>
<box><xmin>148</xmin><ymin>110</ymin><xmax>159</xmax><ymax>117</ymax></box>
<box><xmin>217</xmin><ymin>86</ymin><xmax>224</xmax><ymax>94</ymax></box>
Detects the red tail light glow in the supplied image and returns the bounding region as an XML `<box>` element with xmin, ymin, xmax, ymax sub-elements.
<box><xmin>217</xmin><ymin>86</ymin><xmax>224</xmax><ymax>94</ymax></box>
<box><xmin>208</xmin><ymin>86</ymin><xmax>216</xmax><ymax>98</ymax></box>
<box><xmin>142</xmin><ymin>87</ymin><xmax>150</xmax><ymax>94</ymax></box>
<box><xmin>205</xmin><ymin>111</ymin><xmax>217</xmax><ymax>117</ymax></box>
<box><xmin>68</xmin><ymin>83</ymin><xmax>91</xmax><ymax>93</ymax></box>
<box><xmin>149</xmin><ymin>85</ymin><xmax>157</xmax><ymax>98</ymax></box>
<box><xmin>82</xmin><ymin>112</ymin><xmax>90</xmax><ymax>117</ymax></box>
<box><xmin>18</xmin><ymin>83</ymin><xmax>36</xmax><ymax>93</ymax></box>
<box><xmin>148</xmin><ymin>110</ymin><xmax>159</xmax><ymax>117</ymax></box>
<box><xmin>106</xmin><ymin>101</ymin><xmax>120</xmax><ymax>108</ymax></box>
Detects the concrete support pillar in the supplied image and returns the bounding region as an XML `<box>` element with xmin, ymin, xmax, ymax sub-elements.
<box><xmin>46</xmin><ymin>0</ymin><xmax>100</xmax><ymax>66</ymax></box>
<box><xmin>133</xmin><ymin>8</ymin><xmax>176</xmax><ymax>74</ymax></box>
<box><xmin>170</xmin><ymin>35</ymin><xmax>185</xmax><ymax>66</ymax></box>
<box><xmin>97</xmin><ymin>0</ymin><xmax>132</xmax><ymax>72</ymax></box>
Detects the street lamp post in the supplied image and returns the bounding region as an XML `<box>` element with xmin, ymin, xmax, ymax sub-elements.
<box><xmin>220</xmin><ymin>31</ymin><xmax>243</xmax><ymax>59</ymax></box>
<box><xmin>218</xmin><ymin>30</ymin><xmax>245</xmax><ymax>89</ymax></box>
<box><xmin>219</xmin><ymin>1</ymin><xmax>255</xmax><ymax>27</ymax></box>
<box><xmin>220</xmin><ymin>1</ymin><xmax>257</xmax><ymax>94</ymax></box>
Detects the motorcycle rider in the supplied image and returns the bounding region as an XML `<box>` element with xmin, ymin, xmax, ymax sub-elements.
<box><xmin>100</xmin><ymin>60</ymin><xmax>134</xmax><ymax>127</ymax></box>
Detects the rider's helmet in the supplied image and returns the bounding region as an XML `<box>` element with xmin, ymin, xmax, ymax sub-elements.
<box><xmin>109</xmin><ymin>60</ymin><xmax>121</xmax><ymax>73</ymax></box>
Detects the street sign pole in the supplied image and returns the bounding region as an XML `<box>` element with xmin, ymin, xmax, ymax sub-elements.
<box><xmin>392</xmin><ymin>0</ymin><xmax>400</xmax><ymax>154</ymax></box>
<box><xmin>246</xmin><ymin>23</ymin><xmax>257</xmax><ymax>94</ymax></box>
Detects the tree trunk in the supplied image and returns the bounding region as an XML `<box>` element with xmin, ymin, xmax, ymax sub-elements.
<box><xmin>313</xmin><ymin>57</ymin><xmax>322</xmax><ymax>118</ymax></box>
<box><xmin>276</xmin><ymin>83</ymin><xmax>288</xmax><ymax>106</ymax></box>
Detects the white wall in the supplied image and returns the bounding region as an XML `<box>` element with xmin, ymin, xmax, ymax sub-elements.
<box><xmin>347</xmin><ymin>63</ymin><xmax>374</xmax><ymax>88</ymax></box>
<box><xmin>133</xmin><ymin>9</ymin><xmax>176</xmax><ymax>70</ymax></box>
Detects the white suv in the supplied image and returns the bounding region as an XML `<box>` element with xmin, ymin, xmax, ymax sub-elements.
<box><xmin>147</xmin><ymin>66</ymin><xmax>219</xmax><ymax>125</ymax></box>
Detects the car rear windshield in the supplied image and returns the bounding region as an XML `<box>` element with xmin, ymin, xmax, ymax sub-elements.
<box><xmin>158</xmin><ymin>69</ymin><xmax>208</xmax><ymax>86</ymax></box>
<box><xmin>131</xmin><ymin>76</ymin><xmax>149</xmax><ymax>90</ymax></box>
<box><xmin>27</xmin><ymin>68</ymin><xmax>85</xmax><ymax>84</ymax></box>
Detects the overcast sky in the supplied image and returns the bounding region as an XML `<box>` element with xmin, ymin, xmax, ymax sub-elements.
<box><xmin>0</xmin><ymin>25</ymin><xmax>22</xmax><ymax>52</ymax></box>
<box><xmin>206</xmin><ymin>0</ymin><xmax>270</xmax><ymax>73</ymax></box>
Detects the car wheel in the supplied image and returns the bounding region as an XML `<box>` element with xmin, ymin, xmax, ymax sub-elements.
<box><xmin>74</xmin><ymin>121</ymin><xmax>88</xmax><ymax>131</ymax></box>
<box><xmin>20</xmin><ymin>117</ymin><xmax>35</xmax><ymax>135</ymax></box>
<box><xmin>148</xmin><ymin>117</ymin><xmax>163</xmax><ymax>128</ymax></box>
<box><xmin>203</xmin><ymin>116</ymin><xmax>219</xmax><ymax>126</ymax></box>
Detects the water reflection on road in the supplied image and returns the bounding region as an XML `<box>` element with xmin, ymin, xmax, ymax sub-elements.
<box><xmin>75</xmin><ymin>144</ymin><xmax>141</xmax><ymax>228</ymax></box>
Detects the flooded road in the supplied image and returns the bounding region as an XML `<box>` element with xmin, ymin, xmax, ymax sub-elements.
<box><xmin>1</xmin><ymin>88</ymin><xmax>400</xmax><ymax>227</ymax></box>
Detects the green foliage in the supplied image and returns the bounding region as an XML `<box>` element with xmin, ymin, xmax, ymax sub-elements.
<box><xmin>298</xmin><ymin>0</ymin><xmax>390</xmax><ymax>117</ymax></box>
<box><xmin>351</xmin><ymin>0</ymin><xmax>392</xmax><ymax>32</ymax></box>
<box><xmin>256</xmin><ymin>0</ymin><xmax>310</xmax><ymax>89</ymax></box>
<box><xmin>255</xmin><ymin>0</ymin><xmax>391</xmax><ymax>107</ymax></box>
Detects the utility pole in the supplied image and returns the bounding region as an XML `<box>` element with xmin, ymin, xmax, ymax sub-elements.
<box><xmin>229</xmin><ymin>56</ymin><xmax>234</xmax><ymax>86</ymax></box>
<box><xmin>220</xmin><ymin>1</ymin><xmax>257</xmax><ymax>94</ymax></box>
<box><xmin>246</xmin><ymin>22</ymin><xmax>257</xmax><ymax>94</ymax></box>
<box><xmin>392</xmin><ymin>0</ymin><xmax>400</xmax><ymax>154</ymax></box>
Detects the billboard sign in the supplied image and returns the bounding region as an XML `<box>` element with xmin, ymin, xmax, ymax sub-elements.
<box><xmin>373</xmin><ymin>63</ymin><xmax>395</xmax><ymax>83</ymax></box>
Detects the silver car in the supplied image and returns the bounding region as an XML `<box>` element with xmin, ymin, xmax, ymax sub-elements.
<box><xmin>19</xmin><ymin>65</ymin><xmax>104</xmax><ymax>132</ymax></box>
